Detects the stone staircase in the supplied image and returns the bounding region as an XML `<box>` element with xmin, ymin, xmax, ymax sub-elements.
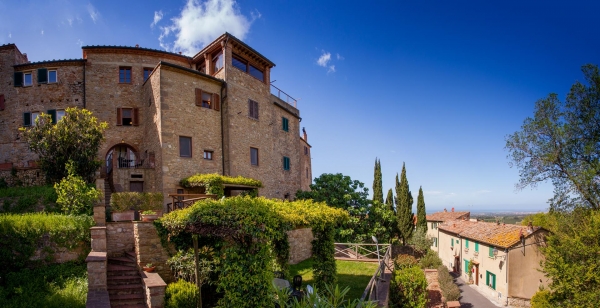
<box><xmin>104</xmin><ymin>178</ymin><xmax>112</xmax><ymax>207</ymax></box>
<box><xmin>107</xmin><ymin>251</ymin><xmax>145</xmax><ymax>307</ymax></box>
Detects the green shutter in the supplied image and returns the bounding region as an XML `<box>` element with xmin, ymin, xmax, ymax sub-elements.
<box><xmin>282</xmin><ymin>117</ymin><xmax>289</xmax><ymax>132</ymax></box>
<box><xmin>14</xmin><ymin>72</ymin><xmax>23</xmax><ymax>87</ymax></box>
<box><xmin>451</xmin><ymin>238</ymin><xmax>454</xmax><ymax>247</ymax></box>
<box><xmin>489</xmin><ymin>247</ymin><xmax>494</xmax><ymax>257</ymax></box>
<box><xmin>23</xmin><ymin>112</ymin><xmax>31</xmax><ymax>126</ymax></box>
<box><xmin>475</xmin><ymin>242</ymin><xmax>479</xmax><ymax>252</ymax></box>
<box><xmin>47</xmin><ymin>110</ymin><xmax>57</xmax><ymax>124</ymax></box>
<box><xmin>38</xmin><ymin>68</ymin><xmax>48</xmax><ymax>83</ymax></box>
<box><xmin>466</xmin><ymin>239</ymin><xmax>469</xmax><ymax>248</ymax></box>
<box><xmin>464</xmin><ymin>260</ymin><xmax>469</xmax><ymax>274</ymax></box>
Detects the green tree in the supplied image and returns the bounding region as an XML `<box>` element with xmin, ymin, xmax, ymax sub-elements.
<box><xmin>366</xmin><ymin>200</ymin><xmax>395</xmax><ymax>244</ymax></box>
<box><xmin>54</xmin><ymin>161</ymin><xmax>101</xmax><ymax>215</ymax></box>
<box><xmin>385</xmin><ymin>188</ymin><xmax>395</xmax><ymax>213</ymax></box>
<box><xmin>372</xmin><ymin>158</ymin><xmax>384</xmax><ymax>204</ymax></box>
<box><xmin>296</xmin><ymin>173</ymin><xmax>370</xmax><ymax>242</ymax></box>
<box><xmin>505</xmin><ymin>64</ymin><xmax>600</xmax><ymax>211</ymax></box>
<box><xmin>416</xmin><ymin>186</ymin><xmax>427</xmax><ymax>231</ymax></box>
<box><xmin>396</xmin><ymin>163</ymin><xmax>413</xmax><ymax>245</ymax></box>
<box><xmin>20</xmin><ymin>107</ymin><xmax>108</xmax><ymax>183</ymax></box>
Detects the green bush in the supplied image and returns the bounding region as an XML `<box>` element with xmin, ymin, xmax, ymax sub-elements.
<box><xmin>437</xmin><ymin>265</ymin><xmax>460</xmax><ymax>302</ymax></box>
<box><xmin>110</xmin><ymin>192</ymin><xmax>163</xmax><ymax>212</ymax></box>
<box><xmin>389</xmin><ymin>266</ymin><xmax>428</xmax><ymax>308</ymax></box>
<box><xmin>54</xmin><ymin>161</ymin><xmax>100</xmax><ymax>215</ymax></box>
<box><xmin>165</xmin><ymin>280</ymin><xmax>200</xmax><ymax>308</ymax></box>
<box><xmin>0</xmin><ymin>213</ymin><xmax>93</xmax><ymax>279</ymax></box>
<box><xmin>419</xmin><ymin>249</ymin><xmax>443</xmax><ymax>269</ymax></box>
<box><xmin>180</xmin><ymin>173</ymin><xmax>262</xmax><ymax>198</ymax></box>
<box><xmin>531</xmin><ymin>288</ymin><xmax>553</xmax><ymax>308</ymax></box>
<box><xmin>0</xmin><ymin>185</ymin><xmax>58</xmax><ymax>213</ymax></box>
<box><xmin>394</xmin><ymin>254</ymin><xmax>418</xmax><ymax>270</ymax></box>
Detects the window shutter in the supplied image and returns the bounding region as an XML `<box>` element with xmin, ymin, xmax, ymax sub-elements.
<box><xmin>23</xmin><ymin>112</ymin><xmax>31</xmax><ymax>126</ymax></box>
<box><xmin>14</xmin><ymin>72</ymin><xmax>23</xmax><ymax>87</ymax></box>
<box><xmin>0</xmin><ymin>94</ymin><xmax>4</xmax><ymax>111</ymax></box>
<box><xmin>253</xmin><ymin>101</ymin><xmax>259</xmax><ymax>119</ymax></box>
<box><xmin>116</xmin><ymin>108</ymin><xmax>123</xmax><ymax>126</ymax></box>
<box><xmin>213</xmin><ymin>93</ymin><xmax>220</xmax><ymax>111</ymax></box>
<box><xmin>47</xmin><ymin>109</ymin><xmax>57</xmax><ymax>124</ymax></box>
<box><xmin>195</xmin><ymin>88</ymin><xmax>202</xmax><ymax>106</ymax></box>
<box><xmin>132</xmin><ymin>108</ymin><xmax>139</xmax><ymax>126</ymax></box>
<box><xmin>37</xmin><ymin>68</ymin><xmax>48</xmax><ymax>83</ymax></box>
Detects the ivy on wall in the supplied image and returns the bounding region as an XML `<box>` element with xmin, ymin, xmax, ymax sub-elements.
<box><xmin>157</xmin><ymin>196</ymin><xmax>348</xmax><ymax>308</ymax></box>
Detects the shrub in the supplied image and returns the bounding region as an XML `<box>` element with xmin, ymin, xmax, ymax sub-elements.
<box><xmin>531</xmin><ymin>288</ymin><xmax>553</xmax><ymax>308</ymax></box>
<box><xmin>110</xmin><ymin>192</ymin><xmax>163</xmax><ymax>212</ymax></box>
<box><xmin>165</xmin><ymin>280</ymin><xmax>200</xmax><ymax>308</ymax></box>
<box><xmin>54</xmin><ymin>161</ymin><xmax>100</xmax><ymax>215</ymax></box>
<box><xmin>419</xmin><ymin>249</ymin><xmax>443</xmax><ymax>269</ymax></box>
<box><xmin>0</xmin><ymin>185</ymin><xmax>58</xmax><ymax>213</ymax></box>
<box><xmin>389</xmin><ymin>266</ymin><xmax>428</xmax><ymax>308</ymax></box>
<box><xmin>437</xmin><ymin>265</ymin><xmax>460</xmax><ymax>302</ymax></box>
<box><xmin>180</xmin><ymin>173</ymin><xmax>262</xmax><ymax>198</ymax></box>
<box><xmin>394</xmin><ymin>254</ymin><xmax>418</xmax><ymax>270</ymax></box>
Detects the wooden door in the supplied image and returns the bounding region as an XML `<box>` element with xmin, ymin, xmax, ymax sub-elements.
<box><xmin>130</xmin><ymin>181</ymin><xmax>143</xmax><ymax>192</ymax></box>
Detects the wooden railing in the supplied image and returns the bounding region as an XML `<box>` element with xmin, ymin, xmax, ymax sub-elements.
<box><xmin>334</xmin><ymin>243</ymin><xmax>390</xmax><ymax>261</ymax></box>
<box><xmin>360</xmin><ymin>244</ymin><xmax>393</xmax><ymax>304</ymax></box>
<box><xmin>166</xmin><ymin>194</ymin><xmax>218</xmax><ymax>213</ymax></box>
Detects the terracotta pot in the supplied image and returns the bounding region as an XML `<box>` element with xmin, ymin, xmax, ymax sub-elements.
<box><xmin>141</xmin><ymin>211</ymin><xmax>162</xmax><ymax>222</ymax></box>
<box><xmin>111</xmin><ymin>210</ymin><xmax>135</xmax><ymax>221</ymax></box>
<box><xmin>143</xmin><ymin>266</ymin><xmax>156</xmax><ymax>272</ymax></box>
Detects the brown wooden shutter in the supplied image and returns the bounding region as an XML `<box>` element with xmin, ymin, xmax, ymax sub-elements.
<box><xmin>248</xmin><ymin>100</ymin><xmax>253</xmax><ymax>117</ymax></box>
<box><xmin>0</xmin><ymin>94</ymin><xmax>4</xmax><ymax>111</ymax></box>
<box><xmin>213</xmin><ymin>94</ymin><xmax>220</xmax><ymax>111</ymax></box>
<box><xmin>132</xmin><ymin>108</ymin><xmax>139</xmax><ymax>126</ymax></box>
<box><xmin>195</xmin><ymin>88</ymin><xmax>202</xmax><ymax>106</ymax></box>
<box><xmin>116</xmin><ymin>108</ymin><xmax>122</xmax><ymax>126</ymax></box>
<box><xmin>254</xmin><ymin>101</ymin><xmax>259</xmax><ymax>119</ymax></box>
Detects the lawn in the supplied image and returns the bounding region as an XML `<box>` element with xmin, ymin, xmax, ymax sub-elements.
<box><xmin>289</xmin><ymin>258</ymin><xmax>379</xmax><ymax>301</ymax></box>
<box><xmin>0</xmin><ymin>261</ymin><xmax>87</xmax><ymax>308</ymax></box>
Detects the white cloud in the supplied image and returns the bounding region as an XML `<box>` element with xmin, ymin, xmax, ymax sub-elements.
<box><xmin>151</xmin><ymin>10</ymin><xmax>163</xmax><ymax>28</ymax></box>
<box><xmin>67</xmin><ymin>18</ymin><xmax>73</xmax><ymax>26</ymax></box>
<box><xmin>159</xmin><ymin>0</ymin><xmax>255</xmax><ymax>56</ymax></box>
<box><xmin>336</xmin><ymin>53</ymin><xmax>344</xmax><ymax>60</ymax></box>
<box><xmin>317</xmin><ymin>52</ymin><xmax>331</xmax><ymax>67</ymax></box>
<box><xmin>328</xmin><ymin>65</ymin><xmax>335</xmax><ymax>73</ymax></box>
<box><xmin>87</xmin><ymin>3</ymin><xmax>100</xmax><ymax>23</ymax></box>
<box><xmin>76</xmin><ymin>39</ymin><xmax>83</xmax><ymax>47</ymax></box>
<box><xmin>41</xmin><ymin>30</ymin><xmax>44</xmax><ymax>35</ymax></box>
<box><xmin>9</xmin><ymin>33</ymin><xmax>12</xmax><ymax>38</ymax></box>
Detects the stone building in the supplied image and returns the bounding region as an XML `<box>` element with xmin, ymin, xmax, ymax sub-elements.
<box><xmin>0</xmin><ymin>33</ymin><xmax>312</xmax><ymax>204</ymax></box>
<box><xmin>425</xmin><ymin>208</ymin><xmax>470</xmax><ymax>252</ymax></box>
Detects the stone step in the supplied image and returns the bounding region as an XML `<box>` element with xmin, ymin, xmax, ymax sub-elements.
<box><xmin>109</xmin><ymin>293</ymin><xmax>146</xmax><ymax>306</ymax></box>
<box><xmin>108</xmin><ymin>278</ymin><xmax>142</xmax><ymax>286</ymax></box>
<box><xmin>108</xmin><ymin>257</ymin><xmax>137</xmax><ymax>266</ymax></box>
<box><xmin>108</xmin><ymin>284</ymin><xmax>144</xmax><ymax>295</ymax></box>
<box><xmin>125</xmin><ymin>251</ymin><xmax>137</xmax><ymax>259</ymax></box>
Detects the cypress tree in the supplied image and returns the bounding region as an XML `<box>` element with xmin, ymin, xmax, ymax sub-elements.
<box><xmin>372</xmin><ymin>158</ymin><xmax>384</xmax><ymax>204</ymax></box>
<box><xmin>385</xmin><ymin>188</ymin><xmax>394</xmax><ymax>213</ymax></box>
<box><xmin>396</xmin><ymin>163</ymin><xmax>414</xmax><ymax>245</ymax></box>
<box><xmin>417</xmin><ymin>186</ymin><xmax>427</xmax><ymax>231</ymax></box>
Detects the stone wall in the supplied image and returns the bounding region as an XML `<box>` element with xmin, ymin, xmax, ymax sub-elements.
<box><xmin>106</xmin><ymin>222</ymin><xmax>135</xmax><ymax>257</ymax></box>
<box><xmin>425</xmin><ymin>269</ymin><xmax>444</xmax><ymax>308</ymax></box>
<box><xmin>133</xmin><ymin>221</ymin><xmax>174</xmax><ymax>283</ymax></box>
<box><xmin>0</xmin><ymin>167</ymin><xmax>45</xmax><ymax>187</ymax></box>
<box><xmin>287</xmin><ymin>227</ymin><xmax>313</xmax><ymax>264</ymax></box>
<box><xmin>508</xmin><ymin>297</ymin><xmax>531</xmax><ymax>307</ymax></box>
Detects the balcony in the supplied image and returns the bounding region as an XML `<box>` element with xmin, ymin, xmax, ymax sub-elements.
<box><xmin>271</xmin><ymin>84</ymin><xmax>297</xmax><ymax>109</ymax></box>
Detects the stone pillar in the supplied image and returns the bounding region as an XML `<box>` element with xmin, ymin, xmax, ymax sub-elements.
<box><xmin>142</xmin><ymin>271</ymin><xmax>167</xmax><ymax>308</ymax></box>
<box><xmin>287</xmin><ymin>227</ymin><xmax>314</xmax><ymax>264</ymax></box>
<box><xmin>86</xmin><ymin>251</ymin><xmax>107</xmax><ymax>291</ymax></box>
<box><xmin>91</xmin><ymin>226</ymin><xmax>107</xmax><ymax>252</ymax></box>
<box><xmin>133</xmin><ymin>221</ymin><xmax>174</xmax><ymax>282</ymax></box>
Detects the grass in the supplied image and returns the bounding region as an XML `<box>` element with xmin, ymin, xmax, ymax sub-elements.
<box><xmin>0</xmin><ymin>185</ymin><xmax>59</xmax><ymax>213</ymax></box>
<box><xmin>289</xmin><ymin>258</ymin><xmax>379</xmax><ymax>301</ymax></box>
<box><xmin>0</xmin><ymin>261</ymin><xmax>87</xmax><ymax>308</ymax></box>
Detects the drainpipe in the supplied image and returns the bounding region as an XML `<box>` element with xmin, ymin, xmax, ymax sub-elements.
<box><xmin>220</xmin><ymin>82</ymin><xmax>227</xmax><ymax>176</ymax></box>
<box><xmin>505</xmin><ymin>248</ymin><xmax>509</xmax><ymax>306</ymax></box>
<box><xmin>83</xmin><ymin>61</ymin><xmax>86</xmax><ymax>108</ymax></box>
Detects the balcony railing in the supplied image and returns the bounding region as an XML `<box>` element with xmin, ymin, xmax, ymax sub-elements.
<box><xmin>270</xmin><ymin>84</ymin><xmax>297</xmax><ymax>108</ymax></box>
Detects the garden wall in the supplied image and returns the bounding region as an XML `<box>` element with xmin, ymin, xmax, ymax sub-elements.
<box><xmin>134</xmin><ymin>221</ymin><xmax>174</xmax><ymax>283</ymax></box>
<box><xmin>29</xmin><ymin>235</ymin><xmax>87</xmax><ymax>263</ymax></box>
<box><xmin>287</xmin><ymin>227</ymin><xmax>313</xmax><ymax>264</ymax></box>
<box><xmin>0</xmin><ymin>166</ymin><xmax>45</xmax><ymax>187</ymax></box>
<box><xmin>106</xmin><ymin>221</ymin><xmax>135</xmax><ymax>257</ymax></box>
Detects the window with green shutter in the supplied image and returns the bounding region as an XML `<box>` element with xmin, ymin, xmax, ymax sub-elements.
<box><xmin>283</xmin><ymin>156</ymin><xmax>290</xmax><ymax>170</ymax></box>
<box><xmin>486</xmin><ymin>271</ymin><xmax>496</xmax><ymax>289</ymax></box>
<box><xmin>23</xmin><ymin>112</ymin><xmax>31</xmax><ymax>126</ymax></box>
<box><xmin>282</xmin><ymin>117</ymin><xmax>289</xmax><ymax>132</ymax></box>
<box><xmin>466</xmin><ymin>239</ymin><xmax>469</xmax><ymax>248</ymax></box>
<box><xmin>464</xmin><ymin>260</ymin><xmax>469</xmax><ymax>274</ymax></box>
<box><xmin>38</xmin><ymin>68</ymin><xmax>48</xmax><ymax>83</ymax></box>
<box><xmin>451</xmin><ymin>238</ymin><xmax>454</xmax><ymax>247</ymax></box>
<box><xmin>47</xmin><ymin>109</ymin><xmax>57</xmax><ymax>123</ymax></box>
<box><xmin>14</xmin><ymin>72</ymin><xmax>23</xmax><ymax>87</ymax></box>
<box><xmin>489</xmin><ymin>246</ymin><xmax>494</xmax><ymax>258</ymax></box>
<box><xmin>475</xmin><ymin>242</ymin><xmax>479</xmax><ymax>252</ymax></box>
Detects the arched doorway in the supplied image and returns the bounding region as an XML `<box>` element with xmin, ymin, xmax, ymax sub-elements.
<box><xmin>106</xmin><ymin>144</ymin><xmax>138</xmax><ymax>173</ymax></box>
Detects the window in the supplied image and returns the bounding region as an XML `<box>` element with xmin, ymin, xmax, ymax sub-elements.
<box><xmin>433</xmin><ymin>237</ymin><xmax>438</xmax><ymax>247</ymax></box>
<box><xmin>212</xmin><ymin>52</ymin><xmax>224</xmax><ymax>73</ymax></box>
<box><xmin>143</xmin><ymin>68</ymin><xmax>153</xmax><ymax>81</ymax></box>
<box><xmin>466</xmin><ymin>239</ymin><xmax>469</xmax><ymax>248</ymax></box>
<box><xmin>248</xmin><ymin>99</ymin><xmax>259</xmax><ymax>119</ymax></box>
<box><xmin>486</xmin><ymin>271</ymin><xmax>496</xmax><ymax>289</ymax></box>
<box><xmin>119</xmin><ymin>67</ymin><xmax>132</xmax><ymax>83</ymax></box>
<box><xmin>23</xmin><ymin>112</ymin><xmax>40</xmax><ymax>126</ymax></box>
<box><xmin>283</xmin><ymin>156</ymin><xmax>290</xmax><ymax>170</ymax></box>
<box><xmin>24</xmin><ymin>72</ymin><xmax>33</xmax><ymax>86</ymax></box>
<box><xmin>489</xmin><ymin>247</ymin><xmax>494</xmax><ymax>258</ymax></box>
<box><xmin>198</xmin><ymin>63</ymin><xmax>206</xmax><ymax>74</ymax></box>
<box><xmin>179</xmin><ymin>136</ymin><xmax>192</xmax><ymax>157</ymax></box>
<box><xmin>282</xmin><ymin>117</ymin><xmax>289</xmax><ymax>132</ymax></box>
<box><xmin>48</xmin><ymin>70</ymin><xmax>57</xmax><ymax>83</ymax></box>
<box><xmin>14</xmin><ymin>72</ymin><xmax>23</xmax><ymax>87</ymax></box>
<box><xmin>203</xmin><ymin>150</ymin><xmax>213</xmax><ymax>160</ymax></box>
<box><xmin>464</xmin><ymin>260</ymin><xmax>470</xmax><ymax>274</ymax></box>
<box><xmin>47</xmin><ymin>109</ymin><xmax>66</xmax><ymax>124</ymax></box>
<box><xmin>306</xmin><ymin>167</ymin><xmax>309</xmax><ymax>179</ymax></box>
<box><xmin>232</xmin><ymin>54</ymin><xmax>265</xmax><ymax>81</ymax></box>
<box><xmin>451</xmin><ymin>238</ymin><xmax>454</xmax><ymax>247</ymax></box>
<box><xmin>116</xmin><ymin>108</ymin><xmax>139</xmax><ymax>126</ymax></box>
<box><xmin>37</xmin><ymin>68</ymin><xmax>57</xmax><ymax>84</ymax></box>
<box><xmin>195</xmin><ymin>88</ymin><xmax>220</xmax><ymax>111</ymax></box>
<box><xmin>250</xmin><ymin>147</ymin><xmax>259</xmax><ymax>166</ymax></box>
<box><xmin>0</xmin><ymin>94</ymin><xmax>5</xmax><ymax>111</ymax></box>
<box><xmin>304</xmin><ymin>146</ymin><xmax>308</xmax><ymax>155</ymax></box>
<box><xmin>475</xmin><ymin>242</ymin><xmax>479</xmax><ymax>252</ymax></box>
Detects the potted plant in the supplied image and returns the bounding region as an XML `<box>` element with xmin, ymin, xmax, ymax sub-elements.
<box><xmin>110</xmin><ymin>192</ymin><xmax>138</xmax><ymax>221</ymax></box>
<box><xmin>467</xmin><ymin>260</ymin><xmax>475</xmax><ymax>284</ymax></box>
<box><xmin>143</xmin><ymin>263</ymin><xmax>156</xmax><ymax>272</ymax></box>
<box><xmin>140</xmin><ymin>210</ymin><xmax>159</xmax><ymax>222</ymax></box>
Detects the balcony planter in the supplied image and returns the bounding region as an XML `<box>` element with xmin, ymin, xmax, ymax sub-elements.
<box><xmin>143</xmin><ymin>263</ymin><xmax>156</xmax><ymax>272</ymax></box>
<box><xmin>111</xmin><ymin>210</ymin><xmax>135</xmax><ymax>221</ymax></box>
<box><xmin>140</xmin><ymin>210</ymin><xmax>161</xmax><ymax>222</ymax></box>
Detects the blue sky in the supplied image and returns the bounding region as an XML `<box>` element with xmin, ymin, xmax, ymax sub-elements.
<box><xmin>2</xmin><ymin>0</ymin><xmax>599</xmax><ymax>212</ymax></box>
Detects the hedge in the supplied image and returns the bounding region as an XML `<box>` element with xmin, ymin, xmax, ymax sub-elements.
<box><xmin>110</xmin><ymin>192</ymin><xmax>163</xmax><ymax>212</ymax></box>
<box><xmin>179</xmin><ymin>173</ymin><xmax>262</xmax><ymax>198</ymax></box>
<box><xmin>0</xmin><ymin>185</ymin><xmax>59</xmax><ymax>213</ymax></box>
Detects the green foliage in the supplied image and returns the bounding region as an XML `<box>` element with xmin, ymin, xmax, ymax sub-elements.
<box><xmin>165</xmin><ymin>280</ymin><xmax>200</xmax><ymax>308</ymax></box>
<box><xmin>385</xmin><ymin>188</ymin><xmax>394</xmax><ymax>213</ymax></box>
<box><xmin>372</xmin><ymin>158</ymin><xmax>383</xmax><ymax>204</ymax></box>
<box><xmin>274</xmin><ymin>284</ymin><xmax>378</xmax><ymax>308</ymax></box>
<box><xmin>365</xmin><ymin>201</ymin><xmax>395</xmax><ymax>244</ymax></box>
<box><xmin>409</xmin><ymin>227</ymin><xmax>432</xmax><ymax>256</ymax></box>
<box><xmin>416</xmin><ymin>187</ymin><xmax>427</xmax><ymax>231</ymax></box>
<box><xmin>541</xmin><ymin>209</ymin><xmax>600</xmax><ymax>307</ymax></box>
<box><xmin>0</xmin><ymin>185</ymin><xmax>59</xmax><ymax>213</ymax></box>
<box><xmin>20</xmin><ymin>107</ymin><xmax>108</xmax><ymax>183</ymax></box>
<box><xmin>157</xmin><ymin>196</ymin><xmax>348</xmax><ymax>308</ymax></box>
<box><xmin>505</xmin><ymin>64</ymin><xmax>600</xmax><ymax>211</ymax></box>
<box><xmin>110</xmin><ymin>192</ymin><xmax>163</xmax><ymax>212</ymax></box>
<box><xmin>296</xmin><ymin>173</ymin><xmax>370</xmax><ymax>242</ymax></box>
<box><xmin>0</xmin><ymin>261</ymin><xmax>87</xmax><ymax>308</ymax></box>
<box><xmin>389</xmin><ymin>265</ymin><xmax>428</xmax><ymax>308</ymax></box>
<box><xmin>531</xmin><ymin>288</ymin><xmax>553</xmax><ymax>308</ymax></box>
<box><xmin>167</xmin><ymin>247</ymin><xmax>220</xmax><ymax>285</ymax></box>
<box><xmin>393</xmin><ymin>254</ymin><xmax>418</xmax><ymax>270</ymax></box>
<box><xmin>180</xmin><ymin>173</ymin><xmax>262</xmax><ymax>198</ymax></box>
<box><xmin>0</xmin><ymin>213</ymin><xmax>93</xmax><ymax>280</ymax></box>
<box><xmin>54</xmin><ymin>161</ymin><xmax>100</xmax><ymax>215</ymax></box>
<box><xmin>521</xmin><ymin>212</ymin><xmax>558</xmax><ymax>232</ymax></box>
<box><xmin>437</xmin><ymin>265</ymin><xmax>460</xmax><ymax>302</ymax></box>
<box><xmin>418</xmin><ymin>249</ymin><xmax>443</xmax><ymax>269</ymax></box>
<box><xmin>396</xmin><ymin>164</ymin><xmax>414</xmax><ymax>245</ymax></box>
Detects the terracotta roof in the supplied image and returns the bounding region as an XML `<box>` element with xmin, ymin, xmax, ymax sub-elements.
<box><xmin>82</xmin><ymin>45</ymin><xmax>191</xmax><ymax>60</ymax></box>
<box><xmin>438</xmin><ymin>220</ymin><xmax>542</xmax><ymax>248</ymax></box>
<box><xmin>426</xmin><ymin>211</ymin><xmax>470</xmax><ymax>222</ymax></box>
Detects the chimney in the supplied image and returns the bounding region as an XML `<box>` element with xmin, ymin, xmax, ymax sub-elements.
<box><xmin>135</xmin><ymin>44</ymin><xmax>139</xmax><ymax>48</ymax></box>
<box><xmin>451</xmin><ymin>207</ymin><xmax>454</xmax><ymax>212</ymax></box>
<box><xmin>443</xmin><ymin>208</ymin><xmax>447</xmax><ymax>212</ymax></box>
<box><xmin>302</xmin><ymin>127</ymin><xmax>307</xmax><ymax>142</ymax></box>
<box><xmin>527</xmin><ymin>221</ymin><xmax>534</xmax><ymax>233</ymax></box>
